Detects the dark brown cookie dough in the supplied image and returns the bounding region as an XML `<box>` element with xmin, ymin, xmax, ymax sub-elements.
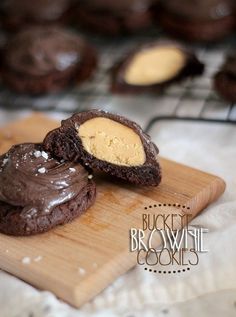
<box><xmin>111</xmin><ymin>41</ymin><xmax>204</xmax><ymax>94</ymax></box>
<box><xmin>1</xmin><ymin>26</ymin><xmax>97</xmax><ymax>95</ymax></box>
<box><xmin>0</xmin><ymin>143</ymin><xmax>96</xmax><ymax>236</ymax></box>
<box><xmin>43</xmin><ymin>110</ymin><xmax>162</xmax><ymax>187</ymax></box>
<box><xmin>0</xmin><ymin>0</ymin><xmax>75</xmax><ymax>31</ymax></box>
<box><xmin>75</xmin><ymin>0</ymin><xmax>155</xmax><ymax>35</ymax></box>
<box><xmin>153</xmin><ymin>0</ymin><xmax>235</xmax><ymax>42</ymax></box>
<box><xmin>214</xmin><ymin>53</ymin><xmax>236</xmax><ymax>102</ymax></box>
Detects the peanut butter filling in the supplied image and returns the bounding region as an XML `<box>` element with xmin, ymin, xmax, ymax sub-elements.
<box><xmin>78</xmin><ymin>117</ymin><xmax>146</xmax><ymax>166</ymax></box>
<box><xmin>124</xmin><ymin>46</ymin><xmax>186</xmax><ymax>86</ymax></box>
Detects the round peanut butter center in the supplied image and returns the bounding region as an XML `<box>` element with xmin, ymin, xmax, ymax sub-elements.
<box><xmin>124</xmin><ymin>46</ymin><xmax>186</xmax><ymax>86</ymax></box>
<box><xmin>78</xmin><ymin>117</ymin><xmax>146</xmax><ymax>166</ymax></box>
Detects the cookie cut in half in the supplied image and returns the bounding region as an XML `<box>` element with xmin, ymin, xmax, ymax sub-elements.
<box><xmin>43</xmin><ymin>110</ymin><xmax>162</xmax><ymax>186</ymax></box>
<box><xmin>111</xmin><ymin>42</ymin><xmax>204</xmax><ymax>93</ymax></box>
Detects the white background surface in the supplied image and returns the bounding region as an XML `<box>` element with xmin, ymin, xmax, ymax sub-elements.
<box><xmin>0</xmin><ymin>111</ymin><xmax>236</xmax><ymax>317</ymax></box>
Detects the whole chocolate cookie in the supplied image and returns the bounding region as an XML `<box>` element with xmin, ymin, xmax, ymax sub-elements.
<box><xmin>0</xmin><ymin>0</ymin><xmax>75</xmax><ymax>31</ymax></box>
<box><xmin>0</xmin><ymin>143</ymin><xmax>96</xmax><ymax>236</ymax></box>
<box><xmin>75</xmin><ymin>0</ymin><xmax>155</xmax><ymax>35</ymax></box>
<box><xmin>111</xmin><ymin>41</ymin><xmax>204</xmax><ymax>94</ymax></box>
<box><xmin>1</xmin><ymin>26</ymin><xmax>97</xmax><ymax>94</ymax></box>
<box><xmin>43</xmin><ymin>110</ymin><xmax>162</xmax><ymax>186</ymax></box>
<box><xmin>214</xmin><ymin>53</ymin><xmax>236</xmax><ymax>102</ymax></box>
<box><xmin>153</xmin><ymin>0</ymin><xmax>235</xmax><ymax>42</ymax></box>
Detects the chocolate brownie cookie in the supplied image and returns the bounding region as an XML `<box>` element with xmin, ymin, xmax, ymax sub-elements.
<box><xmin>0</xmin><ymin>143</ymin><xmax>96</xmax><ymax>236</ymax></box>
<box><xmin>214</xmin><ymin>53</ymin><xmax>236</xmax><ymax>102</ymax></box>
<box><xmin>111</xmin><ymin>41</ymin><xmax>204</xmax><ymax>94</ymax></box>
<box><xmin>1</xmin><ymin>26</ymin><xmax>97</xmax><ymax>94</ymax></box>
<box><xmin>153</xmin><ymin>0</ymin><xmax>235</xmax><ymax>42</ymax></box>
<box><xmin>43</xmin><ymin>110</ymin><xmax>162</xmax><ymax>187</ymax></box>
<box><xmin>0</xmin><ymin>0</ymin><xmax>75</xmax><ymax>31</ymax></box>
<box><xmin>75</xmin><ymin>0</ymin><xmax>155</xmax><ymax>35</ymax></box>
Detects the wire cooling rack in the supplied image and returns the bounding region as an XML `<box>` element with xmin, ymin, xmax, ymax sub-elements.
<box><xmin>0</xmin><ymin>29</ymin><xmax>235</xmax><ymax>130</ymax></box>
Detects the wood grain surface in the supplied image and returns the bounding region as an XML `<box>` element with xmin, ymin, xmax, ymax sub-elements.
<box><xmin>0</xmin><ymin>113</ymin><xmax>226</xmax><ymax>307</ymax></box>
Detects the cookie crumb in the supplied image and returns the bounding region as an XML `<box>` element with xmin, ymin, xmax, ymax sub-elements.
<box><xmin>34</xmin><ymin>256</ymin><xmax>42</xmax><ymax>262</ymax></box>
<box><xmin>22</xmin><ymin>257</ymin><xmax>31</xmax><ymax>264</ymax></box>
<box><xmin>78</xmin><ymin>267</ymin><xmax>86</xmax><ymax>275</ymax></box>
<box><xmin>3</xmin><ymin>131</ymin><xmax>12</xmax><ymax>139</ymax></box>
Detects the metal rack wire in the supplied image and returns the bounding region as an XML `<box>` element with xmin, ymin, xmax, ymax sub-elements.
<box><xmin>145</xmin><ymin>102</ymin><xmax>236</xmax><ymax>133</ymax></box>
<box><xmin>0</xmin><ymin>29</ymin><xmax>235</xmax><ymax>129</ymax></box>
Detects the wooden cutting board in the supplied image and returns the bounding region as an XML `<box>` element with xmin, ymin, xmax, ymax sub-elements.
<box><xmin>0</xmin><ymin>113</ymin><xmax>225</xmax><ymax>308</ymax></box>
